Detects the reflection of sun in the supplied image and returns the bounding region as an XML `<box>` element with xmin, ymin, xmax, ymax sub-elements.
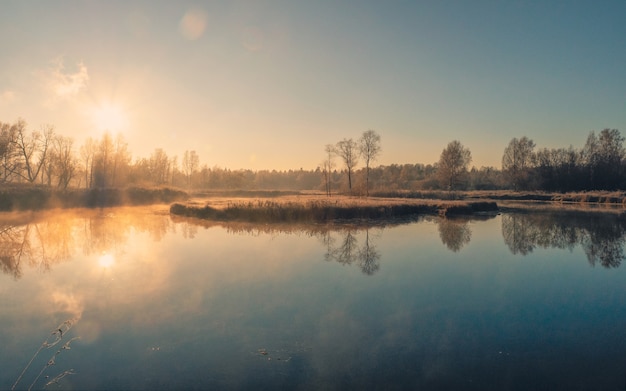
<box><xmin>90</xmin><ymin>102</ymin><xmax>129</xmax><ymax>133</ymax></box>
<box><xmin>98</xmin><ymin>253</ymin><xmax>115</xmax><ymax>268</ymax></box>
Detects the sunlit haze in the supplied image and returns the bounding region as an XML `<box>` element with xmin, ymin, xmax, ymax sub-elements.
<box><xmin>1</xmin><ymin>1</ymin><xmax>625</xmax><ymax>170</ymax></box>
<box><xmin>98</xmin><ymin>253</ymin><xmax>115</xmax><ymax>269</ymax></box>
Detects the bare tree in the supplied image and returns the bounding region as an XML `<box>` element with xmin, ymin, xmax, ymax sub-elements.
<box><xmin>149</xmin><ymin>148</ymin><xmax>170</xmax><ymax>185</ymax></box>
<box><xmin>53</xmin><ymin>136</ymin><xmax>77</xmax><ymax>189</ymax></box>
<box><xmin>93</xmin><ymin>132</ymin><xmax>114</xmax><ymax>187</ymax></box>
<box><xmin>80</xmin><ymin>137</ymin><xmax>96</xmax><ymax>188</ymax></box>
<box><xmin>0</xmin><ymin>121</ymin><xmax>19</xmax><ymax>182</ymax></box>
<box><xmin>182</xmin><ymin>150</ymin><xmax>200</xmax><ymax>188</ymax></box>
<box><xmin>335</xmin><ymin>138</ymin><xmax>359</xmax><ymax>193</ymax></box>
<box><xmin>12</xmin><ymin>122</ymin><xmax>54</xmax><ymax>183</ymax></box>
<box><xmin>170</xmin><ymin>155</ymin><xmax>179</xmax><ymax>186</ymax></box>
<box><xmin>502</xmin><ymin>136</ymin><xmax>536</xmax><ymax>190</ymax></box>
<box><xmin>111</xmin><ymin>133</ymin><xmax>131</xmax><ymax>187</ymax></box>
<box><xmin>322</xmin><ymin>144</ymin><xmax>335</xmax><ymax>196</ymax></box>
<box><xmin>359</xmin><ymin>129</ymin><xmax>381</xmax><ymax>196</ymax></box>
<box><xmin>437</xmin><ymin>140</ymin><xmax>472</xmax><ymax>190</ymax></box>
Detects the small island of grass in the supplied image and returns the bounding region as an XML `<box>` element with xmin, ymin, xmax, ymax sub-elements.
<box><xmin>169</xmin><ymin>196</ymin><xmax>499</xmax><ymax>223</ymax></box>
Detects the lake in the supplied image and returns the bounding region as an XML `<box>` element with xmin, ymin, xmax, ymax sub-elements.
<box><xmin>2</xmin><ymin>206</ymin><xmax>626</xmax><ymax>390</ymax></box>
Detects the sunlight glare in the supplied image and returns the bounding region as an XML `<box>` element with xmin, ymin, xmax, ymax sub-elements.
<box><xmin>90</xmin><ymin>102</ymin><xmax>129</xmax><ymax>133</ymax></box>
<box><xmin>98</xmin><ymin>253</ymin><xmax>115</xmax><ymax>268</ymax></box>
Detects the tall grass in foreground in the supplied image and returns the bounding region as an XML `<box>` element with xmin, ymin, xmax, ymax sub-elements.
<box><xmin>11</xmin><ymin>318</ymin><xmax>80</xmax><ymax>391</ymax></box>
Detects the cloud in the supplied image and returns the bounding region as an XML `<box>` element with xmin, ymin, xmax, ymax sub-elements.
<box><xmin>48</xmin><ymin>59</ymin><xmax>89</xmax><ymax>99</ymax></box>
<box><xmin>179</xmin><ymin>8</ymin><xmax>208</xmax><ymax>40</ymax></box>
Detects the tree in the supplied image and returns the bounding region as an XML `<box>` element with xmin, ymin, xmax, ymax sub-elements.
<box><xmin>182</xmin><ymin>150</ymin><xmax>200</xmax><ymax>188</ymax></box>
<box><xmin>111</xmin><ymin>134</ymin><xmax>131</xmax><ymax>187</ymax></box>
<box><xmin>0</xmin><ymin>120</ymin><xmax>19</xmax><ymax>182</ymax></box>
<box><xmin>80</xmin><ymin>137</ymin><xmax>96</xmax><ymax>188</ymax></box>
<box><xmin>12</xmin><ymin>121</ymin><xmax>54</xmax><ymax>183</ymax></box>
<box><xmin>93</xmin><ymin>132</ymin><xmax>114</xmax><ymax>187</ymax></box>
<box><xmin>596</xmin><ymin>128</ymin><xmax>624</xmax><ymax>189</ymax></box>
<box><xmin>149</xmin><ymin>148</ymin><xmax>170</xmax><ymax>185</ymax></box>
<box><xmin>321</xmin><ymin>144</ymin><xmax>335</xmax><ymax>196</ymax></box>
<box><xmin>535</xmin><ymin>146</ymin><xmax>581</xmax><ymax>191</ymax></box>
<box><xmin>502</xmin><ymin>136</ymin><xmax>536</xmax><ymax>190</ymax></box>
<box><xmin>437</xmin><ymin>140</ymin><xmax>472</xmax><ymax>190</ymax></box>
<box><xmin>359</xmin><ymin>129</ymin><xmax>381</xmax><ymax>196</ymax></box>
<box><xmin>52</xmin><ymin>135</ymin><xmax>77</xmax><ymax>189</ymax></box>
<box><xmin>335</xmin><ymin>138</ymin><xmax>359</xmax><ymax>193</ymax></box>
<box><xmin>582</xmin><ymin>129</ymin><xmax>625</xmax><ymax>189</ymax></box>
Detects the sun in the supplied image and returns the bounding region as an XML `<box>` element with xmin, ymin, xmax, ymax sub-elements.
<box><xmin>90</xmin><ymin>102</ymin><xmax>129</xmax><ymax>134</ymax></box>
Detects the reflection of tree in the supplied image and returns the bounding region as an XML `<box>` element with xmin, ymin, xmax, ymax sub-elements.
<box><xmin>358</xmin><ymin>229</ymin><xmax>380</xmax><ymax>275</ymax></box>
<box><xmin>580</xmin><ymin>220</ymin><xmax>625</xmax><ymax>268</ymax></box>
<box><xmin>0</xmin><ymin>208</ymin><xmax>174</xmax><ymax>279</ymax></box>
<box><xmin>0</xmin><ymin>221</ymin><xmax>32</xmax><ymax>279</ymax></box>
<box><xmin>321</xmin><ymin>231</ymin><xmax>336</xmax><ymax>263</ymax></box>
<box><xmin>171</xmin><ymin>215</ymin><xmax>386</xmax><ymax>275</ymax></box>
<box><xmin>323</xmin><ymin>228</ymin><xmax>381</xmax><ymax>275</ymax></box>
<box><xmin>81</xmin><ymin>212</ymin><xmax>131</xmax><ymax>256</ymax></box>
<box><xmin>181</xmin><ymin>222</ymin><xmax>198</xmax><ymax>239</ymax></box>
<box><xmin>437</xmin><ymin>218</ymin><xmax>471</xmax><ymax>252</ymax></box>
<box><xmin>334</xmin><ymin>231</ymin><xmax>358</xmax><ymax>266</ymax></box>
<box><xmin>501</xmin><ymin>214</ymin><xmax>540</xmax><ymax>255</ymax></box>
<box><xmin>32</xmin><ymin>217</ymin><xmax>74</xmax><ymax>271</ymax></box>
<box><xmin>501</xmin><ymin>212</ymin><xmax>626</xmax><ymax>268</ymax></box>
<box><xmin>0</xmin><ymin>215</ymin><xmax>76</xmax><ymax>278</ymax></box>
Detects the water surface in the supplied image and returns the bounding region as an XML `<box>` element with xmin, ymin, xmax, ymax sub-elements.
<box><xmin>2</xmin><ymin>207</ymin><xmax>626</xmax><ymax>390</ymax></box>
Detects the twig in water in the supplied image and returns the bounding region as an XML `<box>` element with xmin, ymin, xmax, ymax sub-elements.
<box><xmin>44</xmin><ymin>369</ymin><xmax>76</xmax><ymax>388</ymax></box>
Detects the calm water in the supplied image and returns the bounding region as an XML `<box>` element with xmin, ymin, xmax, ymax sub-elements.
<box><xmin>2</xmin><ymin>206</ymin><xmax>626</xmax><ymax>390</ymax></box>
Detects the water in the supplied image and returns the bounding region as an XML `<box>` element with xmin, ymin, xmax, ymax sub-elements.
<box><xmin>2</xmin><ymin>206</ymin><xmax>626</xmax><ymax>390</ymax></box>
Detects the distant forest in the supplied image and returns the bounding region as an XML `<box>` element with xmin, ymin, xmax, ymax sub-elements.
<box><xmin>1</xmin><ymin>118</ymin><xmax>624</xmax><ymax>193</ymax></box>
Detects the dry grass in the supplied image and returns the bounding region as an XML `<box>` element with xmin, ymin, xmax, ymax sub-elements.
<box><xmin>171</xmin><ymin>195</ymin><xmax>498</xmax><ymax>222</ymax></box>
<box><xmin>372</xmin><ymin>189</ymin><xmax>626</xmax><ymax>205</ymax></box>
<box><xmin>455</xmin><ymin>190</ymin><xmax>626</xmax><ymax>205</ymax></box>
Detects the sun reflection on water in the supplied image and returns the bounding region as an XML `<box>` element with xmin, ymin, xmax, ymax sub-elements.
<box><xmin>98</xmin><ymin>253</ymin><xmax>115</xmax><ymax>268</ymax></box>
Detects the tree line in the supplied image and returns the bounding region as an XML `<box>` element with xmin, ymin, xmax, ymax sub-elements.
<box><xmin>502</xmin><ymin>128</ymin><xmax>626</xmax><ymax>191</ymax></box>
<box><xmin>1</xmin><ymin>118</ymin><xmax>623</xmax><ymax>193</ymax></box>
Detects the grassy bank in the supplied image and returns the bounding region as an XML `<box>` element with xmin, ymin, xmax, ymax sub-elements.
<box><xmin>0</xmin><ymin>185</ymin><xmax>189</xmax><ymax>211</ymax></box>
<box><xmin>371</xmin><ymin>189</ymin><xmax>626</xmax><ymax>205</ymax></box>
<box><xmin>170</xmin><ymin>197</ymin><xmax>499</xmax><ymax>223</ymax></box>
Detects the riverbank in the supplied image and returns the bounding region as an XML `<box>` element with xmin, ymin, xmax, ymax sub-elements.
<box><xmin>2</xmin><ymin>185</ymin><xmax>626</xmax><ymax>215</ymax></box>
<box><xmin>0</xmin><ymin>185</ymin><xmax>188</xmax><ymax>211</ymax></box>
<box><xmin>371</xmin><ymin>189</ymin><xmax>626</xmax><ymax>205</ymax></box>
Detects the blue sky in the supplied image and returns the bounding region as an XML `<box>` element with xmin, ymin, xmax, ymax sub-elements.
<box><xmin>0</xmin><ymin>0</ymin><xmax>624</xmax><ymax>170</ymax></box>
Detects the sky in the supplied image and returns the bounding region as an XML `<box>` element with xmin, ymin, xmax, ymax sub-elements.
<box><xmin>0</xmin><ymin>0</ymin><xmax>625</xmax><ymax>171</ymax></box>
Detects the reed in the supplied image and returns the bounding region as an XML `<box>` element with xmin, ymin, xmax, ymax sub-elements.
<box><xmin>11</xmin><ymin>318</ymin><xmax>80</xmax><ymax>391</ymax></box>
